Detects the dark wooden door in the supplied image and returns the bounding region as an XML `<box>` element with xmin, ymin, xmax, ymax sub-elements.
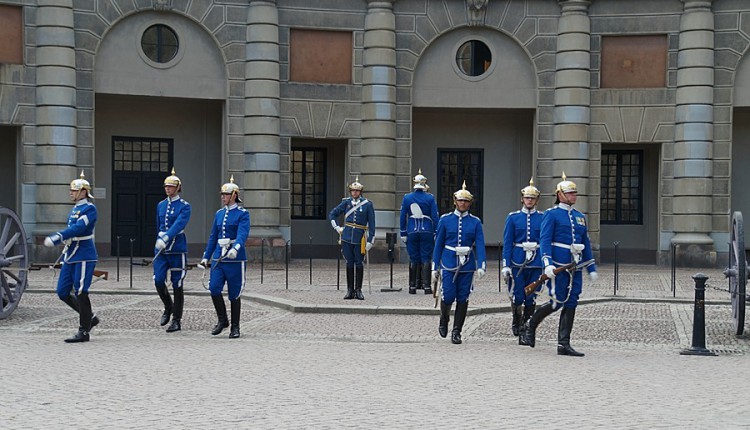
<box><xmin>111</xmin><ymin>137</ymin><xmax>173</xmax><ymax>257</ymax></box>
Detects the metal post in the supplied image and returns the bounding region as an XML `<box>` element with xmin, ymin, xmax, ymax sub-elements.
<box><xmin>285</xmin><ymin>240</ymin><xmax>290</xmax><ymax>290</ymax></box>
<box><xmin>613</xmin><ymin>241</ymin><xmax>619</xmax><ymax>295</ymax></box>
<box><xmin>309</xmin><ymin>235</ymin><xmax>312</xmax><ymax>285</ymax></box>
<box><xmin>260</xmin><ymin>238</ymin><xmax>265</xmax><ymax>284</ymax></box>
<box><xmin>129</xmin><ymin>237</ymin><xmax>135</xmax><ymax>289</ymax></box>
<box><xmin>116</xmin><ymin>235</ymin><xmax>121</xmax><ymax>282</ymax></box>
<box><xmin>389</xmin><ymin>247</ymin><xmax>393</xmax><ymax>290</ymax></box>
<box><xmin>680</xmin><ymin>273</ymin><xmax>717</xmax><ymax>356</ymax></box>
<box><xmin>673</xmin><ymin>243</ymin><xmax>678</xmax><ymax>298</ymax></box>
<box><xmin>336</xmin><ymin>246</ymin><xmax>341</xmax><ymax>290</ymax></box>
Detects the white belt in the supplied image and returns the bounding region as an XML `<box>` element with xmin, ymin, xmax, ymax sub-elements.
<box><xmin>552</xmin><ymin>242</ymin><xmax>585</xmax><ymax>252</ymax></box>
<box><xmin>218</xmin><ymin>238</ymin><xmax>236</xmax><ymax>247</ymax></box>
<box><xmin>514</xmin><ymin>242</ymin><xmax>539</xmax><ymax>250</ymax></box>
<box><xmin>445</xmin><ymin>245</ymin><xmax>471</xmax><ymax>256</ymax></box>
<box><xmin>410</xmin><ymin>215</ymin><xmax>427</xmax><ymax>219</ymax></box>
<box><xmin>70</xmin><ymin>235</ymin><xmax>94</xmax><ymax>241</ymax></box>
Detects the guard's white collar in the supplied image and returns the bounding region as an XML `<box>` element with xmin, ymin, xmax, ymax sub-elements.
<box><xmin>558</xmin><ymin>202</ymin><xmax>572</xmax><ymax>211</ymax></box>
<box><xmin>75</xmin><ymin>198</ymin><xmax>88</xmax><ymax>207</ymax></box>
<box><xmin>168</xmin><ymin>195</ymin><xmax>181</xmax><ymax>202</ymax></box>
<box><xmin>225</xmin><ymin>204</ymin><xmax>238</xmax><ymax>210</ymax></box>
<box><xmin>521</xmin><ymin>207</ymin><xmax>536</xmax><ymax>214</ymax></box>
<box><xmin>453</xmin><ymin>209</ymin><xmax>468</xmax><ymax>217</ymax></box>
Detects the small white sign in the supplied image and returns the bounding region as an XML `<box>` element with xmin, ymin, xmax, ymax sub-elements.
<box><xmin>93</xmin><ymin>187</ymin><xmax>106</xmax><ymax>199</ymax></box>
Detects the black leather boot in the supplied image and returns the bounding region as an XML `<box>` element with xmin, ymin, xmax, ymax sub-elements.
<box><xmin>408</xmin><ymin>263</ymin><xmax>418</xmax><ymax>294</ymax></box>
<box><xmin>166</xmin><ymin>287</ymin><xmax>183</xmax><ymax>333</ymax></box>
<box><xmin>61</xmin><ymin>294</ymin><xmax>99</xmax><ymax>329</ymax></box>
<box><xmin>557</xmin><ymin>307</ymin><xmax>584</xmax><ymax>357</ymax></box>
<box><xmin>229</xmin><ymin>298</ymin><xmax>241</xmax><ymax>339</ymax></box>
<box><xmin>439</xmin><ymin>300</ymin><xmax>451</xmax><ymax>338</ymax></box>
<box><xmin>511</xmin><ymin>304</ymin><xmax>523</xmax><ymax>336</ymax></box>
<box><xmin>156</xmin><ymin>284</ymin><xmax>173</xmax><ymax>326</ymax></box>
<box><xmin>355</xmin><ymin>266</ymin><xmax>365</xmax><ymax>300</ymax></box>
<box><xmin>65</xmin><ymin>293</ymin><xmax>92</xmax><ymax>343</ymax></box>
<box><xmin>344</xmin><ymin>266</ymin><xmax>355</xmax><ymax>299</ymax></box>
<box><xmin>519</xmin><ymin>302</ymin><xmax>555</xmax><ymax>347</ymax></box>
<box><xmin>451</xmin><ymin>301</ymin><xmax>469</xmax><ymax>344</ymax></box>
<box><xmin>421</xmin><ymin>263</ymin><xmax>432</xmax><ymax>294</ymax></box>
<box><xmin>523</xmin><ymin>303</ymin><xmax>536</xmax><ymax>325</ymax></box>
<box><xmin>210</xmin><ymin>295</ymin><xmax>229</xmax><ymax>335</ymax></box>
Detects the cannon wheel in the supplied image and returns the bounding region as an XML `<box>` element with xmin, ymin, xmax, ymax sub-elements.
<box><xmin>0</xmin><ymin>207</ymin><xmax>28</xmax><ymax>319</ymax></box>
<box><xmin>729</xmin><ymin>211</ymin><xmax>747</xmax><ymax>336</ymax></box>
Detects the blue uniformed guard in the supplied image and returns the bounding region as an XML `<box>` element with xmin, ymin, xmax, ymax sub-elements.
<box><xmin>432</xmin><ymin>181</ymin><xmax>486</xmax><ymax>344</ymax></box>
<box><xmin>520</xmin><ymin>172</ymin><xmax>599</xmax><ymax>356</ymax></box>
<box><xmin>44</xmin><ymin>171</ymin><xmax>100</xmax><ymax>343</ymax></box>
<box><xmin>501</xmin><ymin>178</ymin><xmax>543</xmax><ymax>336</ymax></box>
<box><xmin>328</xmin><ymin>177</ymin><xmax>376</xmax><ymax>300</ymax></box>
<box><xmin>153</xmin><ymin>168</ymin><xmax>191</xmax><ymax>333</ymax></box>
<box><xmin>399</xmin><ymin>169</ymin><xmax>439</xmax><ymax>294</ymax></box>
<box><xmin>200</xmin><ymin>175</ymin><xmax>250</xmax><ymax>338</ymax></box>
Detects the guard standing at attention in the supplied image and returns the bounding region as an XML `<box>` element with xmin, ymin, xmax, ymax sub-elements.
<box><xmin>200</xmin><ymin>175</ymin><xmax>250</xmax><ymax>339</ymax></box>
<box><xmin>328</xmin><ymin>177</ymin><xmax>376</xmax><ymax>300</ymax></box>
<box><xmin>432</xmin><ymin>181</ymin><xmax>486</xmax><ymax>344</ymax></box>
<box><xmin>501</xmin><ymin>178</ymin><xmax>543</xmax><ymax>336</ymax></box>
<box><xmin>519</xmin><ymin>173</ymin><xmax>598</xmax><ymax>356</ymax></box>
<box><xmin>44</xmin><ymin>171</ymin><xmax>100</xmax><ymax>343</ymax></box>
<box><xmin>153</xmin><ymin>168</ymin><xmax>191</xmax><ymax>333</ymax></box>
<box><xmin>400</xmin><ymin>169</ymin><xmax>439</xmax><ymax>294</ymax></box>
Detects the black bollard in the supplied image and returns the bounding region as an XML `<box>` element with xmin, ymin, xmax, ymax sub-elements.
<box><xmin>680</xmin><ymin>273</ymin><xmax>717</xmax><ymax>356</ymax></box>
<box><xmin>285</xmin><ymin>240</ymin><xmax>290</xmax><ymax>290</ymax></box>
<box><xmin>671</xmin><ymin>242</ymin><xmax>677</xmax><ymax>298</ymax></box>
<box><xmin>129</xmin><ymin>237</ymin><xmax>135</xmax><ymax>289</ymax></box>
<box><xmin>260</xmin><ymin>238</ymin><xmax>265</xmax><ymax>284</ymax></box>
<box><xmin>116</xmin><ymin>235</ymin><xmax>121</xmax><ymax>282</ymax></box>
<box><xmin>613</xmin><ymin>241</ymin><xmax>619</xmax><ymax>295</ymax></box>
<box><xmin>309</xmin><ymin>235</ymin><xmax>312</xmax><ymax>285</ymax></box>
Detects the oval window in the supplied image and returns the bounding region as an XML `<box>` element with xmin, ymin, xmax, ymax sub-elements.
<box><xmin>456</xmin><ymin>40</ymin><xmax>492</xmax><ymax>77</ymax></box>
<box><xmin>141</xmin><ymin>24</ymin><xmax>179</xmax><ymax>64</ymax></box>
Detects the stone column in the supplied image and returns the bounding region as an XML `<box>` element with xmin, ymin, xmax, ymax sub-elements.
<box><xmin>362</xmin><ymin>0</ymin><xmax>397</xmax><ymax>238</ymax></box>
<box><xmin>671</xmin><ymin>0</ymin><xmax>715</xmax><ymax>266</ymax></box>
<box><xmin>33</xmin><ymin>0</ymin><xmax>77</xmax><ymax>259</ymax></box>
<box><xmin>551</xmin><ymin>1</ymin><xmax>592</xmax><ymax>211</ymax></box>
<box><xmin>244</xmin><ymin>0</ymin><xmax>282</xmax><ymax>247</ymax></box>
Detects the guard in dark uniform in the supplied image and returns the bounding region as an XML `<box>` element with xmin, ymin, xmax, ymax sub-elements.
<box><xmin>400</xmin><ymin>169</ymin><xmax>439</xmax><ymax>294</ymax></box>
<box><xmin>432</xmin><ymin>181</ymin><xmax>486</xmax><ymax>344</ymax></box>
<box><xmin>200</xmin><ymin>175</ymin><xmax>250</xmax><ymax>339</ymax></box>
<box><xmin>153</xmin><ymin>168</ymin><xmax>191</xmax><ymax>333</ymax></box>
<box><xmin>44</xmin><ymin>171</ymin><xmax>100</xmax><ymax>343</ymax></box>
<box><xmin>501</xmin><ymin>178</ymin><xmax>543</xmax><ymax>336</ymax></box>
<box><xmin>520</xmin><ymin>173</ymin><xmax>599</xmax><ymax>356</ymax></box>
<box><xmin>328</xmin><ymin>177</ymin><xmax>376</xmax><ymax>300</ymax></box>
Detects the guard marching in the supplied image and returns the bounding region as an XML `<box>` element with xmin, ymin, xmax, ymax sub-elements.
<box><xmin>153</xmin><ymin>168</ymin><xmax>191</xmax><ymax>333</ymax></box>
<box><xmin>432</xmin><ymin>181</ymin><xmax>486</xmax><ymax>344</ymax></box>
<box><xmin>44</xmin><ymin>171</ymin><xmax>100</xmax><ymax>343</ymax></box>
<box><xmin>328</xmin><ymin>177</ymin><xmax>376</xmax><ymax>300</ymax></box>
<box><xmin>501</xmin><ymin>178</ymin><xmax>543</xmax><ymax>336</ymax></box>
<box><xmin>399</xmin><ymin>169</ymin><xmax>439</xmax><ymax>294</ymax></box>
<box><xmin>519</xmin><ymin>173</ymin><xmax>599</xmax><ymax>356</ymax></box>
<box><xmin>200</xmin><ymin>175</ymin><xmax>250</xmax><ymax>338</ymax></box>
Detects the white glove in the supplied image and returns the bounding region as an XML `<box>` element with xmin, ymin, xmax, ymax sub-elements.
<box><xmin>431</xmin><ymin>270</ymin><xmax>439</xmax><ymax>284</ymax></box>
<box><xmin>365</xmin><ymin>241</ymin><xmax>373</xmax><ymax>252</ymax></box>
<box><xmin>544</xmin><ymin>265</ymin><xmax>556</xmax><ymax>279</ymax></box>
<box><xmin>226</xmin><ymin>248</ymin><xmax>238</xmax><ymax>260</ymax></box>
<box><xmin>199</xmin><ymin>258</ymin><xmax>209</xmax><ymax>269</ymax></box>
<box><xmin>477</xmin><ymin>268</ymin><xmax>486</xmax><ymax>280</ymax></box>
<box><xmin>589</xmin><ymin>271</ymin><xmax>599</xmax><ymax>282</ymax></box>
<box><xmin>44</xmin><ymin>236</ymin><xmax>55</xmax><ymax>247</ymax></box>
<box><xmin>155</xmin><ymin>238</ymin><xmax>167</xmax><ymax>251</ymax></box>
<box><xmin>501</xmin><ymin>267</ymin><xmax>511</xmax><ymax>280</ymax></box>
<box><xmin>158</xmin><ymin>231</ymin><xmax>169</xmax><ymax>240</ymax></box>
<box><xmin>334</xmin><ymin>226</ymin><xmax>344</xmax><ymax>234</ymax></box>
<box><xmin>401</xmin><ymin>236</ymin><xmax>407</xmax><ymax>244</ymax></box>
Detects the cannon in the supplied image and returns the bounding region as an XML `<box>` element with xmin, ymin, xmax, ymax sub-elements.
<box><xmin>724</xmin><ymin>211</ymin><xmax>749</xmax><ymax>335</ymax></box>
<box><xmin>0</xmin><ymin>206</ymin><xmax>29</xmax><ymax>320</ymax></box>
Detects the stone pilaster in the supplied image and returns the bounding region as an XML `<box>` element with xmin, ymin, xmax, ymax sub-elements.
<box><xmin>551</xmin><ymin>0</ymin><xmax>592</xmax><ymax>210</ymax></box>
<box><xmin>361</xmin><ymin>0</ymin><xmax>397</xmax><ymax>235</ymax></box>
<box><xmin>671</xmin><ymin>0</ymin><xmax>715</xmax><ymax>266</ymax></box>
<box><xmin>244</xmin><ymin>0</ymin><xmax>282</xmax><ymax>240</ymax></box>
<box><xmin>33</xmin><ymin>0</ymin><xmax>78</xmax><ymax>247</ymax></box>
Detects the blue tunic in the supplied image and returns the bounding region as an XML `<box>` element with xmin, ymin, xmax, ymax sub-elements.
<box><xmin>51</xmin><ymin>199</ymin><xmax>97</xmax><ymax>298</ymax></box>
<box><xmin>433</xmin><ymin>210</ymin><xmax>486</xmax><ymax>304</ymax></box>
<box><xmin>540</xmin><ymin>203</ymin><xmax>597</xmax><ymax>309</ymax></box>
<box><xmin>328</xmin><ymin>197</ymin><xmax>376</xmax><ymax>245</ymax></box>
<box><xmin>400</xmin><ymin>189</ymin><xmax>439</xmax><ymax>263</ymax></box>
<box><xmin>502</xmin><ymin>207</ymin><xmax>543</xmax><ymax>305</ymax></box>
<box><xmin>154</xmin><ymin>195</ymin><xmax>191</xmax><ymax>289</ymax></box>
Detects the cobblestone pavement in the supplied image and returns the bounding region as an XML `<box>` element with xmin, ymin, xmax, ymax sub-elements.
<box><xmin>3</xmin><ymin>260</ymin><xmax>749</xmax><ymax>428</ymax></box>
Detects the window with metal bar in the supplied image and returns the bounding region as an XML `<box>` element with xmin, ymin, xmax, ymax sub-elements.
<box><xmin>112</xmin><ymin>136</ymin><xmax>172</xmax><ymax>172</ymax></box>
<box><xmin>437</xmin><ymin>149</ymin><xmax>483</xmax><ymax>217</ymax></box>
<box><xmin>291</xmin><ymin>148</ymin><xmax>327</xmax><ymax>219</ymax></box>
<box><xmin>601</xmin><ymin>150</ymin><xmax>643</xmax><ymax>224</ymax></box>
